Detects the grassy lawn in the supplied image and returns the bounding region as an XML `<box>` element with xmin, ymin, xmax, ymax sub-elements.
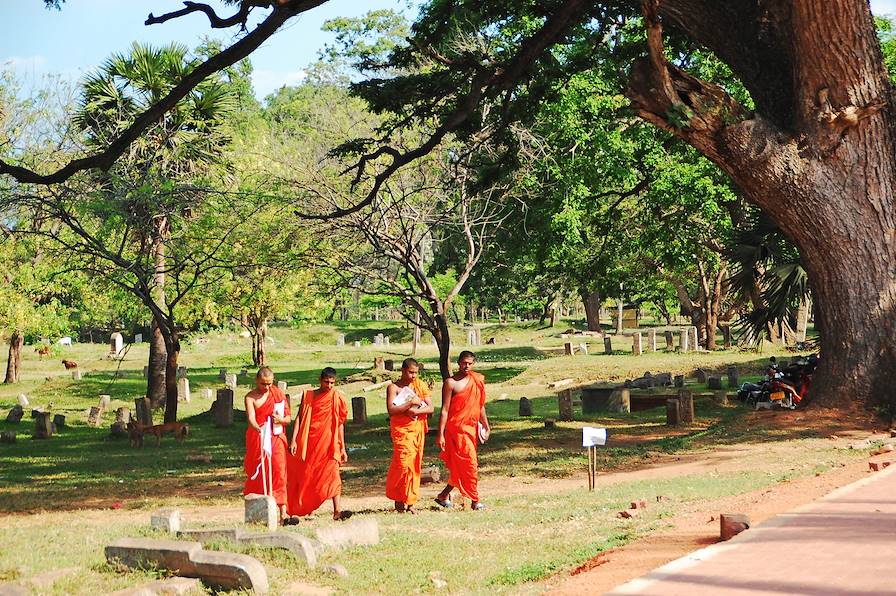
<box><xmin>0</xmin><ymin>319</ymin><xmax>853</xmax><ymax>594</ymax></box>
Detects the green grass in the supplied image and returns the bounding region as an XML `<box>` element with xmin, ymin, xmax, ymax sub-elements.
<box><xmin>0</xmin><ymin>319</ymin><xmax>859</xmax><ymax>594</ymax></box>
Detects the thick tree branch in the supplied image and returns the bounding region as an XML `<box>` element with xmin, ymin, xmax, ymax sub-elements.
<box><xmin>1</xmin><ymin>0</ymin><xmax>326</xmax><ymax>184</ymax></box>
<box><xmin>146</xmin><ymin>1</ymin><xmax>266</xmax><ymax>28</ymax></box>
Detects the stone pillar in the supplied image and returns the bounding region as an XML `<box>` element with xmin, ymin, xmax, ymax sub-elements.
<box><xmin>383</xmin><ymin>336</ymin><xmax>390</xmax><ymax>346</ymax></box>
<box><xmin>202</xmin><ymin>388</ymin><xmax>213</xmax><ymax>400</ymax></box>
<box><xmin>468</xmin><ymin>330</ymin><xmax>476</xmax><ymax>346</ymax></box>
<box><xmin>674</xmin><ymin>374</ymin><xmax>685</xmax><ymax>388</ymax></box>
<box><xmin>722</xmin><ymin>326</ymin><xmax>732</xmax><ymax>349</ymax></box>
<box><xmin>354</xmin><ymin>341</ymin><xmax>362</xmax><ymax>348</ymax></box>
<box><xmin>336</xmin><ymin>334</ymin><xmax>345</xmax><ymax>347</ymax></box>
<box><xmin>666</xmin><ymin>398</ymin><xmax>680</xmax><ymax>426</ymax></box>
<box><xmin>696</xmin><ymin>368</ymin><xmax>708</xmax><ymax>383</ymax></box>
<box><xmin>110</xmin><ymin>332</ymin><xmax>124</xmax><ymax>356</ymax></box>
<box><xmin>727</xmin><ymin>365</ymin><xmax>739</xmax><ymax>389</ymax></box>
<box><xmin>564</xmin><ymin>342</ymin><xmax>575</xmax><ymax>356</ymax></box>
<box><xmin>98</xmin><ymin>394</ymin><xmax>111</xmax><ymax>412</ymax></box>
<box><xmin>134</xmin><ymin>397</ymin><xmax>152</xmax><ymax>426</ymax></box>
<box><xmin>134</xmin><ymin>333</ymin><xmax>143</xmax><ymax>343</ymax></box>
<box><xmin>713</xmin><ymin>390</ymin><xmax>729</xmax><ymax>406</ymax></box>
<box><xmin>34</xmin><ymin>411</ymin><xmax>53</xmax><ymax>439</ymax></box>
<box><xmin>558</xmin><ymin>389</ymin><xmax>573</xmax><ymax>421</ymax></box>
<box><xmin>277</xmin><ymin>381</ymin><xmax>288</xmax><ymax>393</ymax></box>
<box><xmin>6</xmin><ymin>405</ymin><xmax>24</xmax><ymax>423</ymax></box>
<box><xmin>578</xmin><ymin>342</ymin><xmax>588</xmax><ymax>355</ymax></box>
<box><xmin>648</xmin><ymin>328</ymin><xmax>657</xmax><ymax>352</ymax></box>
<box><xmin>111</xmin><ymin>407</ymin><xmax>130</xmax><ymax>437</ymax></box>
<box><xmin>53</xmin><ymin>413</ymin><xmax>66</xmax><ymax>429</ymax></box>
<box><xmin>518</xmin><ymin>397</ymin><xmax>533</xmax><ymax>417</ymax></box>
<box><xmin>679</xmin><ymin>328</ymin><xmax>689</xmax><ymax>352</ymax></box>
<box><xmin>664</xmin><ymin>330</ymin><xmax>674</xmax><ymax>351</ymax></box>
<box><xmin>72</xmin><ymin>369</ymin><xmax>82</xmax><ymax>381</ymax></box>
<box><xmin>632</xmin><ymin>332</ymin><xmax>643</xmax><ymax>356</ymax></box>
<box><xmin>708</xmin><ymin>376</ymin><xmax>723</xmax><ymax>390</ymax></box>
<box><xmin>17</xmin><ymin>394</ymin><xmax>29</xmax><ymax>407</ymax></box>
<box><xmin>690</xmin><ymin>327</ymin><xmax>699</xmax><ymax>351</ymax></box>
<box><xmin>608</xmin><ymin>388</ymin><xmax>631</xmax><ymax>413</ymax></box>
<box><xmin>603</xmin><ymin>336</ymin><xmax>613</xmax><ymax>355</ymax></box>
<box><xmin>678</xmin><ymin>389</ymin><xmax>694</xmax><ymax>424</ymax></box>
<box><xmin>374</xmin><ymin>357</ymin><xmax>384</xmax><ymax>371</ymax></box>
<box><xmin>214</xmin><ymin>389</ymin><xmax>234</xmax><ymax>427</ymax></box>
<box><xmin>177</xmin><ymin>377</ymin><xmax>191</xmax><ymax>403</ymax></box>
<box><xmin>176</xmin><ymin>366</ymin><xmax>188</xmax><ymax>379</ymax></box>
<box><xmin>218</xmin><ymin>368</ymin><xmax>227</xmax><ymax>381</ymax></box>
<box><xmin>244</xmin><ymin>494</ymin><xmax>277</xmax><ymax>532</ymax></box>
<box><xmin>384</xmin><ymin>359</ymin><xmax>394</xmax><ymax>371</ymax></box>
<box><xmin>351</xmin><ymin>396</ymin><xmax>367</xmax><ymax>424</ymax></box>
<box><xmin>225</xmin><ymin>373</ymin><xmax>238</xmax><ymax>389</ymax></box>
<box><xmin>374</xmin><ymin>334</ymin><xmax>384</xmax><ymax>346</ymax></box>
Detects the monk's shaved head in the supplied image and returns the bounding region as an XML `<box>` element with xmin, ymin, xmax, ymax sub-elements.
<box><xmin>256</xmin><ymin>366</ymin><xmax>274</xmax><ymax>381</ymax></box>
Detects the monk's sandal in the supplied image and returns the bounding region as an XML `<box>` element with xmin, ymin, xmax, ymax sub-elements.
<box><xmin>434</xmin><ymin>497</ymin><xmax>452</xmax><ymax>509</ymax></box>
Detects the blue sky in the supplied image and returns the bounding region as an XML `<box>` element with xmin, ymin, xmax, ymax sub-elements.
<box><xmin>3</xmin><ymin>0</ymin><xmax>896</xmax><ymax>100</ymax></box>
<box><xmin>0</xmin><ymin>0</ymin><xmax>417</xmax><ymax>99</ymax></box>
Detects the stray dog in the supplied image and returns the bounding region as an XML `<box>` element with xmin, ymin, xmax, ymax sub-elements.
<box><xmin>61</xmin><ymin>359</ymin><xmax>78</xmax><ymax>370</ymax></box>
<box><xmin>36</xmin><ymin>345</ymin><xmax>50</xmax><ymax>359</ymax></box>
<box><xmin>127</xmin><ymin>420</ymin><xmax>189</xmax><ymax>447</ymax></box>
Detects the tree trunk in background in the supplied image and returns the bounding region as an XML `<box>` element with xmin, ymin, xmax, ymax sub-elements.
<box><xmin>162</xmin><ymin>331</ymin><xmax>181</xmax><ymax>423</ymax></box>
<box><xmin>615</xmin><ymin>301</ymin><xmax>624</xmax><ymax>334</ymax></box>
<box><xmin>147</xmin><ymin>318</ymin><xmax>167</xmax><ymax>408</ymax></box>
<box><xmin>4</xmin><ymin>330</ymin><xmax>22</xmax><ymax>384</ymax></box>
<box><xmin>795</xmin><ymin>297</ymin><xmax>810</xmax><ymax>343</ymax></box>
<box><xmin>581</xmin><ymin>289</ymin><xmax>602</xmax><ymax>332</ymax></box>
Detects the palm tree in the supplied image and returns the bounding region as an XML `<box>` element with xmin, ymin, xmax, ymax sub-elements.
<box><xmin>726</xmin><ymin>212</ymin><xmax>811</xmax><ymax>346</ymax></box>
<box><xmin>74</xmin><ymin>42</ymin><xmax>235</xmax><ymax>421</ymax></box>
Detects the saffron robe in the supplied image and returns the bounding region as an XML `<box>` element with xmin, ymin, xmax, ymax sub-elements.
<box><xmin>439</xmin><ymin>371</ymin><xmax>486</xmax><ymax>501</ymax></box>
<box><xmin>385</xmin><ymin>378</ymin><xmax>431</xmax><ymax>506</ymax></box>
<box><xmin>287</xmin><ymin>387</ymin><xmax>348</xmax><ymax>516</ymax></box>
<box><xmin>243</xmin><ymin>385</ymin><xmax>290</xmax><ymax>506</ymax></box>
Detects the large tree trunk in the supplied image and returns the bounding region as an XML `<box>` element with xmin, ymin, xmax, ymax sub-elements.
<box><xmin>147</xmin><ymin>318</ymin><xmax>167</xmax><ymax>408</ymax></box>
<box><xmin>4</xmin><ymin>330</ymin><xmax>23</xmax><ymax>384</ymax></box>
<box><xmin>629</xmin><ymin>0</ymin><xmax>896</xmax><ymax>407</ymax></box>
<box><xmin>581</xmin><ymin>288</ymin><xmax>602</xmax><ymax>332</ymax></box>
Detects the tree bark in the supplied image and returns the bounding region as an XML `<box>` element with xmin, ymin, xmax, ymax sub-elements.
<box><xmin>163</xmin><ymin>332</ymin><xmax>181</xmax><ymax>423</ymax></box>
<box><xmin>434</xmin><ymin>313</ymin><xmax>452</xmax><ymax>379</ymax></box>
<box><xmin>147</xmin><ymin>318</ymin><xmax>167</xmax><ymax>408</ymax></box>
<box><xmin>4</xmin><ymin>330</ymin><xmax>23</xmax><ymax>384</ymax></box>
<box><xmin>628</xmin><ymin>0</ymin><xmax>896</xmax><ymax>407</ymax></box>
<box><xmin>581</xmin><ymin>288</ymin><xmax>602</xmax><ymax>332</ymax></box>
<box><xmin>146</xmin><ymin>230</ymin><xmax>167</xmax><ymax>408</ymax></box>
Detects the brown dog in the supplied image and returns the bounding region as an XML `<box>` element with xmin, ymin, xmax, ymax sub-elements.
<box><xmin>127</xmin><ymin>420</ymin><xmax>189</xmax><ymax>447</ymax></box>
<box><xmin>61</xmin><ymin>359</ymin><xmax>78</xmax><ymax>370</ymax></box>
<box><xmin>36</xmin><ymin>345</ymin><xmax>50</xmax><ymax>359</ymax></box>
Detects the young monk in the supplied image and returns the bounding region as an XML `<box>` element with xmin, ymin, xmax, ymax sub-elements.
<box><xmin>288</xmin><ymin>367</ymin><xmax>351</xmax><ymax>521</ymax></box>
<box><xmin>436</xmin><ymin>351</ymin><xmax>490</xmax><ymax>511</ymax></box>
<box><xmin>385</xmin><ymin>358</ymin><xmax>434</xmax><ymax>513</ymax></box>
<box><xmin>243</xmin><ymin>367</ymin><xmax>292</xmax><ymax>524</ymax></box>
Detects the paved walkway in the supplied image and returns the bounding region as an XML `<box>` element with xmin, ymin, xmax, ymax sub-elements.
<box><xmin>608</xmin><ymin>464</ymin><xmax>896</xmax><ymax>595</ymax></box>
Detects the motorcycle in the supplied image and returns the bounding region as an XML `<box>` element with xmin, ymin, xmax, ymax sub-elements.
<box><xmin>737</xmin><ymin>354</ymin><xmax>818</xmax><ymax>410</ymax></box>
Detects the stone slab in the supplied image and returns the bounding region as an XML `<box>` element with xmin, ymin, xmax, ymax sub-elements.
<box><xmin>314</xmin><ymin>518</ymin><xmax>379</xmax><ymax>550</ymax></box>
<box><xmin>245</xmin><ymin>494</ymin><xmax>277</xmax><ymax>531</ymax></box>
<box><xmin>179</xmin><ymin>528</ymin><xmax>318</xmax><ymax>567</ymax></box>
<box><xmin>151</xmin><ymin>508</ymin><xmax>181</xmax><ymax>534</ymax></box>
<box><xmin>109</xmin><ymin>577</ymin><xmax>201</xmax><ymax>596</ymax></box>
<box><xmin>105</xmin><ymin>537</ymin><xmax>267</xmax><ymax>594</ymax></box>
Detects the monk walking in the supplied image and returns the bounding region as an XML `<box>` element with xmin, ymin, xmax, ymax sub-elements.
<box><xmin>385</xmin><ymin>358</ymin><xmax>434</xmax><ymax>513</ymax></box>
<box><xmin>243</xmin><ymin>367</ymin><xmax>292</xmax><ymax>524</ymax></box>
<box><xmin>288</xmin><ymin>367</ymin><xmax>351</xmax><ymax>520</ymax></box>
<box><xmin>436</xmin><ymin>351</ymin><xmax>490</xmax><ymax>510</ymax></box>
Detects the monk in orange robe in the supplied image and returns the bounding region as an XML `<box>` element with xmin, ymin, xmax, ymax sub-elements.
<box><xmin>385</xmin><ymin>358</ymin><xmax>434</xmax><ymax>513</ymax></box>
<box><xmin>288</xmin><ymin>367</ymin><xmax>350</xmax><ymax>520</ymax></box>
<box><xmin>243</xmin><ymin>367</ymin><xmax>292</xmax><ymax>524</ymax></box>
<box><xmin>436</xmin><ymin>350</ymin><xmax>490</xmax><ymax>510</ymax></box>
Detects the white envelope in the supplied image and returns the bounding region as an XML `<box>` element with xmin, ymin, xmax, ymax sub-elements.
<box><xmin>272</xmin><ymin>401</ymin><xmax>285</xmax><ymax>436</ymax></box>
<box><xmin>582</xmin><ymin>426</ymin><xmax>607</xmax><ymax>447</ymax></box>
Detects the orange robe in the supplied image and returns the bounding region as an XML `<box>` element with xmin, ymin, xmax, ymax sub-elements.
<box><xmin>243</xmin><ymin>386</ymin><xmax>291</xmax><ymax>506</ymax></box>
<box><xmin>287</xmin><ymin>388</ymin><xmax>348</xmax><ymax>516</ymax></box>
<box><xmin>440</xmin><ymin>371</ymin><xmax>486</xmax><ymax>502</ymax></box>
<box><xmin>385</xmin><ymin>378</ymin><xmax>431</xmax><ymax>506</ymax></box>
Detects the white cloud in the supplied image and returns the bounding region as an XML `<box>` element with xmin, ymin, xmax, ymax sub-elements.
<box><xmin>251</xmin><ymin>68</ymin><xmax>307</xmax><ymax>99</ymax></box>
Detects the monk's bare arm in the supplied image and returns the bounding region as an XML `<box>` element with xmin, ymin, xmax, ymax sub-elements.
<box><xmin>411</xmin><ymin>396</ymin><xmax>434</xmax><ymax>416</ymax></box>
<box><xmin>438</xmin><ymin>379</ymin><xmax>453</xmax><ymax>450</ymax></box>
<box><xmin>245</xmin><ymin>394</ymin><xmax>261</xmax><ymax>433</ymax></box>
<box><xmin>338</xmin><ymin>422</ymin><xmax>347</xmax><ymax>464</ymax></box>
